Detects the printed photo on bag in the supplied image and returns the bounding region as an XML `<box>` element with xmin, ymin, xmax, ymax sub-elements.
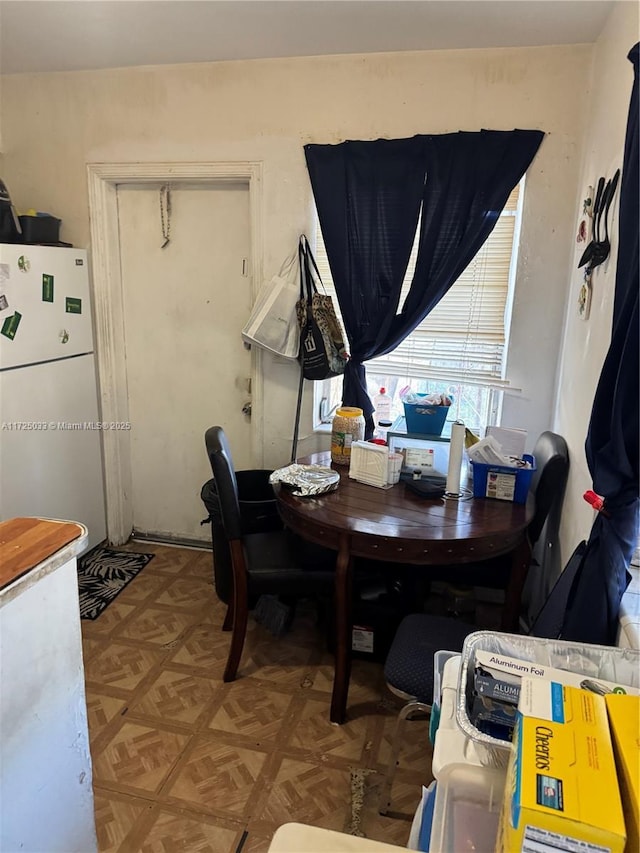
<box><xmin>296</xmin><ymin>235</ymin><xmax>348</xmax><ymax>380</ymax></box>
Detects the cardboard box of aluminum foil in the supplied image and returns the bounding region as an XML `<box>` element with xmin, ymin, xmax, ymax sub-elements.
<box><xmin>495</xmin><ymin>678</ymin><xmax>626</xmax><ymax>853</ymax></box>
<box><xmin>475</xmin><ymin>648</ymin><xmax>640</xmax><ymax>695</ymax></box>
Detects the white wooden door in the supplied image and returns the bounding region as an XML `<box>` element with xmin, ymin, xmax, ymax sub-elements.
<box><xmin>117</xmin><ymin>182</ymin><xmax>252</xmax><ymax>542</ymax></box>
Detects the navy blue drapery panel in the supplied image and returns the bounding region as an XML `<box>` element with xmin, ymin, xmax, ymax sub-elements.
<box><xmin>561</xmin><ymin>44</ymin><xmax>640</xmax><ymax>645</ymax></box>
<box><xmin>304</xmin><ymin>130</ymin><xmax>544</xmax><ymax>436</ymax></box>
<box><xmin>387</xmin><ymin>131</ymin><xmax>544</xmax><ymax>348</ymax></box>
<box><xmin>304</xmin><ymin>137</ymin><xmax>427</xmax><ymax>423</ymax></box>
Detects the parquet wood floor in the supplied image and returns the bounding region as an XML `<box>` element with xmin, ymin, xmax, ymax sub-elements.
<box><xmin>84</xmin><ymin>543</ymin><xmax>433</xmax><ymax>852</ymax></box>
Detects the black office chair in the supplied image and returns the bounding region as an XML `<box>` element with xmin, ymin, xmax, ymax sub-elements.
<box><xmin>378</xmin><ymin>430</ymin><xmax>570</xmax><ymax>814</ymax></box>
<box><xmin>205</xmin><ymin>426</ymin><xmax>335</xmax><ymax>683</ymax></box>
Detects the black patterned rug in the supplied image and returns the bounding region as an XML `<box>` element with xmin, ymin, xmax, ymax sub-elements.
<box><xmin>77</xmin><ymin>547</ymin><xmax>155</xmax><ymax>620</ymax></box>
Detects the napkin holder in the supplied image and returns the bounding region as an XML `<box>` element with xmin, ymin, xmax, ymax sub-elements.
<box><xmin>348</xmin><ymin>442</ymin><xmax>402</xmax><ymax>489</ymax></box>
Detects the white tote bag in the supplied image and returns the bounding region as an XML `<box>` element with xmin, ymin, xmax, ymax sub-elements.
<box><xmin>241</xmin><ymin>250</ymin><xmax>300</xmax><ymax>359</ymax></box>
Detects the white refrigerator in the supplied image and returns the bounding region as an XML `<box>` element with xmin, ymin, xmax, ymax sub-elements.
<box><xmin>0</xmin><ymin>244</ymin><xmax>106</xmax><ymax>550</ymax></box>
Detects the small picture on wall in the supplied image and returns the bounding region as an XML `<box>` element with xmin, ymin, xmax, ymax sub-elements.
<box><xmin>576</xmin><ymin>184</ymin><xmax>594</xmax><ymax>244</ymax></box>
<box><xmin>578</xmin><ymin>275</ymin><xmax>592</xmax><ymax>321</ymax></box>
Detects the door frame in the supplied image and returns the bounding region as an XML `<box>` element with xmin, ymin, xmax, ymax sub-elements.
<box><xmin>87</xmin><ymin>161</ymin><xmax>264</xmax><ymax>546</ymax></box>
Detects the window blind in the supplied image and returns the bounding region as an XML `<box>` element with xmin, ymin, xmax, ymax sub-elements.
<box><xmin>315</xmin><ymin>184</ymin><xmax>520</xmax><ymax>388</ymax></box>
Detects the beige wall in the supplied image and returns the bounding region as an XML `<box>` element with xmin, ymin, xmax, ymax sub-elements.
<box><xmin>554</xmin><ymin>2</ymin><xmax>639</xmax><ymax>567</ymax></box>
<box><xmin>2</xmin><ymin>43</ymin><xmax>591</xmax><ymax>468</ymax></box>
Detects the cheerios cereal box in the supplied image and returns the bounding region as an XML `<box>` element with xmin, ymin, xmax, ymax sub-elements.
<box><xmin>496</xmin><ymin>678</ymin><xmax>626</xmax><ymax>853</ymax></box>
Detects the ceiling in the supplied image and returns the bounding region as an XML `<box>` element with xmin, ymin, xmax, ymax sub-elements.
<box><xmin>0</xmin><ymin>0</ymin><xmax>615</xmax><ymax>75</ymax></box>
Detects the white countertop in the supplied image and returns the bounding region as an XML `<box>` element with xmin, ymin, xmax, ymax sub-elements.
<box><xmin>268</xmin><ymin>823</ymin><xmax>408</xmax><ymax>852</ymax></box>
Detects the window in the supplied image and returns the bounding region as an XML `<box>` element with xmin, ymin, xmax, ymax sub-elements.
<box><xmin>314</xmin><ymin>182</ymin><xmax>523</xmax><ymax>434</ymax></box>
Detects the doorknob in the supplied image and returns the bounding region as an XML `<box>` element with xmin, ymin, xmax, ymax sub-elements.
<box><xmin>242</xmin><ymin>401</ymin><xmax>252</xmax><ymax>416</ymax></box>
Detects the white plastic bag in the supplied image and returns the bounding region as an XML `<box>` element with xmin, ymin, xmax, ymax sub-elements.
<box><xmin>241</xmin><ymin>250</ymin><xmax>300</xmax><ymax>358</ymax></box>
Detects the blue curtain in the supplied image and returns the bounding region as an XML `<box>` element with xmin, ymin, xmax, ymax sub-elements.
<box><xmin>561</xmin><ymin>44</ymin><xmax>640</xmax><ymax>645</ymax></box>
<box><xmin>304</xmin><ymin>130</ymin><xmax>544</xmax><ymax>436</ymax></box>
<box><xmin>304</xmin><ymin>136</ymin><xmax>427</xmax><ymax>430</ymax></box>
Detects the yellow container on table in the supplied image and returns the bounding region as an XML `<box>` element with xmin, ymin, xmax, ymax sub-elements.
<box><xmin>496</xmin><ymin>678</ymin><xmax>626</xmax><ymax>853</ymax></box>
<box><xmin>331</xmin><ymin>407</ymin><xmax>364</xmax><ymax>465</ymax></box>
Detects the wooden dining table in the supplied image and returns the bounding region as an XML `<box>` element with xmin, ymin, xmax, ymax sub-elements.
<box><xmin>274</xmin><ymin>451</ymin><xmax>535</xmax><ymax>723</ymax></box>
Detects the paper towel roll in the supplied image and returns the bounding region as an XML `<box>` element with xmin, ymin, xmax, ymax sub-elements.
<box><xmin>446</xmin><ymin>421</ymin><xmax>465</xmax><ymax>496</ymax></box>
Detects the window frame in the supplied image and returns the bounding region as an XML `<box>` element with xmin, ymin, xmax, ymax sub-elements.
<box><xmin>312</xmin><ymin>180</ymin><xmax>525</xmax><ymax>433</ymax></box>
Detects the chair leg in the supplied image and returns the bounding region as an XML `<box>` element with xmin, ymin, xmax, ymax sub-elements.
<box><xmin>223</xmin><ymin>541</ymin><xmax>249</xmax><ymax>683</ymax></box>
<box><xmin>223</xmin><ymin>605</ymin><xmax>248</xmax><ymax>682</ymax></box>
<box><xmin>222</xmin><ymin>604</ymin><xmax>233</xmax><ymax>631</ymax></box>
<box><xmin>378</xmin><ymin>700</ymin><xmax>431</xmax><ymax>815</ymax></box>
<box><xmin>222</xmin><ymin>578</ymin><xmax>235</xmax><ymax>632</ymax></box>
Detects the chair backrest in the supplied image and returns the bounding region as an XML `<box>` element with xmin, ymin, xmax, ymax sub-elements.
<box><xmin>520</xmin><ymin>431</ymin><xmax>570</xmax><ymax>629</ymax></box>
<box><xmin>204</xmin><ymin>426</ymin><xmax>243</xmax><ymax>540</ymax></box>
<box><xmin>530</xmin><ymin>541</ymin><xmax>587</xmax><ymax>637</ymax></box>
<box><xmin>527</xmin><ymin>431</ymin><xmax>570</xmax><ymax>546</ymax></box>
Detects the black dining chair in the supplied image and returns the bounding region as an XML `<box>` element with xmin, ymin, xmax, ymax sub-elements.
<box><xmin>205</xmin><ymin>426</ymin><xmax>335</xmax><ymax>683</ymax></box>
<box><xmin>378</xmin><ymin>430</ymin><xmax>570</xmax><ymax>814</ymax></box>
<box><xmin>378</xmin><ymin>542</ymin><xmax>586</xmax><ymax>815</ymax></box>
<box><xmin>429</xmin><ymin>431</ymin><xmax>570</xmax><ymax>594</ymax></box>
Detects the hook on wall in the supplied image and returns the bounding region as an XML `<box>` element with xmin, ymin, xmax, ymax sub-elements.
<box><xmin>159</xmin><ymin>183</ymin><xmax>171</xmax><ymax>249</ymax></box>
